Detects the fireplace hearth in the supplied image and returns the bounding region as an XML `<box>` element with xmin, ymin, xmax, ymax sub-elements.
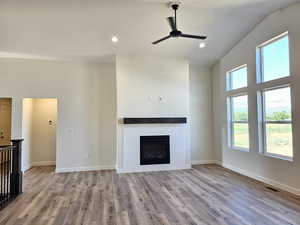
<box><xmin>140</xmin><ymin>135</ymin><xmax>170</xmax><ymax>165</ymax></box>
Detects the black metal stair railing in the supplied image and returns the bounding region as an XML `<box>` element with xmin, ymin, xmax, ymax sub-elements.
<box><xmin>0</xmin><ymin>145</ymin><xmax>12</xmax><ymax>209</ymax></box>
<box><xmin>0</xmin><ymin>139</ymin><xmax>23</xmax><ymax>210</ymax></box>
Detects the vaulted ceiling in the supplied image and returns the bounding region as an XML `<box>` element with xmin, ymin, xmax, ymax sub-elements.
<box><xmin>0</xmin><ymin>0</ymin><xmax>298</xmax><ymax>66</ymax></box>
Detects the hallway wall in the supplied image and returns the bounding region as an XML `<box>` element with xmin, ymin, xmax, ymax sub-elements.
<box><xmin>31</xmin><ymin>99</ymin><xmax>57</xmax><ymax>165</ymax></box>
<box><xmin>22</xmin><ymin>98</ymin><xmax>57</xmax><ymax>170</ymax></box>
<box><xmin>22</xmin><ymin>98</ymin><xmax>34</xmax><ymax>171</ymax></box>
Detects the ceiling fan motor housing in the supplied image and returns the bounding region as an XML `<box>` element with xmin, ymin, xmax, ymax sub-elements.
<box><xmin>168</xmin><ymin>1</ymin><xmax>182</xmax><ymax>9</ymax></box>
<box><xmin>170</xmin><ymin>30</ymin><xmax>182</xmax><ymax>37</ymax></box>
<box><xmin>172</xmin><ymin>4</ymin><xmax>179</xmax><ymax>10</ymax></box>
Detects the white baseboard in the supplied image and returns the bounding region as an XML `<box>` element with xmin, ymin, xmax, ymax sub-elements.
<box><xmin>22</xmin><ymin>164</ymin><xmax>32</xmax><ymax>172</ymax></box>
<box><xmin>31</xmin><ymin>161</ymin><xmax>56</xmax><ymax>166</ymax></box>
<box><xmin>191</xmin><ymin>160</ymin><xmax>220</xmax><ymax>165</ymax></box>
<box><xmin>222</xmin><ymin>162</ymin><xmax>300</xmax><ymax>196</ymax></box>
<box><xmin>55</xmin><ymin>165</ymin><xmax>115</xmax><ymax>173</ymax></box>
<box><xmin>117</xmin><ymin>164</ymin><xmax>191</xmax><ymax>174</ymax></box>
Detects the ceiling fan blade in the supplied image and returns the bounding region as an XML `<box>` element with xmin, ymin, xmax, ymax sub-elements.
<box><xmin>167</xmin><ymin>17</ymin><xmax>176</xmax><ymax>31</ymax></box>
<box><xmin>152</xmin><ymin>35</ymin><xmax>171</xmax><ymax>45</ymax></box>
<box><xmin>181</xmin><ymin>34</ymin><xmax>207</xmax><ymax>40</ymax></box>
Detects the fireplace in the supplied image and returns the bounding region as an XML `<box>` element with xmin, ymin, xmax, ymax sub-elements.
<box><xmin>140</xmin><ymin>135</ymin><xmax>170</xmax><ymax>165</ymax></box>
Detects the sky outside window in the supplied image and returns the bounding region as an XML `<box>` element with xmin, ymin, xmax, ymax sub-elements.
<box><xmin>262</xmin><ymin>35</ymin><xmax>290</xmax><ymax>82</ymax></box>
<box><xmin>229</xmin><ymin>66</ymin><xmax>247</xmax><ymax>90</ymax></box>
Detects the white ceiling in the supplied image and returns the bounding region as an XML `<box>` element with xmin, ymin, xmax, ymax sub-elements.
<box><xmin>0</xmin><ymin>0</ymin><xmax>298</xmax><ymax>66</ymax></box>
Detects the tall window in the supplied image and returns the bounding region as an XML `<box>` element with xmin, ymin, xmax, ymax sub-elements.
<box><xmin>226</xmin><ymin>65</ymin><xmax>250</xmax><ymax>151</ymax></box>
<box><xmin>228</xmin><ymin>95</ymin><xmax>249</xmax><ymax>150</ymax></box>
<box><xmin>257</xmin><ymin>32</ymin><xmax>293</xmax><ymax>160</ymax></box>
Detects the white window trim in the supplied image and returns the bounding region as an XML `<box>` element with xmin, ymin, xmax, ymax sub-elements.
<box><xmin>256</xmin><ymin>31</ymin><xmax>290</xmax><ymax>84</ymax></box>
<box><xmin>257</xmin><ymin>85</ymin><xmax>293</xmax><ymax>161</ymax></box>
<box><xmin>226</xmin><ymin>64</ymin><xmax>249</xmax><ymax>152</ymax></box>
<box><xmin>227</xmin><ymin>93</ymin><xmax>250</xmax><ymax>152</ymax></box>
<box><xmin>256</xmin><ymin>31</ymin><xmax>294</xmax><ymax>161</ymax></box>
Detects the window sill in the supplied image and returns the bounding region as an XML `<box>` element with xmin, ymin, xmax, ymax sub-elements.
<box><xmin>261</xmin><ymin>152</ymin><xmax>293</xmax><ymax>162</ymax></box>
<box><xmin>230</xmin><ymin>147</ymin><xmax>250</xmax><ymax>153</ymax></box>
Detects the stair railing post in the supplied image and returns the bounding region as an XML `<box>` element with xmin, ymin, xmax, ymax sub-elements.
<box><xmin>10</xmin><ymin>139</ymin><xmax>23</xmax><ymax>197</ymax></box>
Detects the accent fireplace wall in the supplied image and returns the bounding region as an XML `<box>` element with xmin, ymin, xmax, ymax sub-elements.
<box><xmin>116</xmin><ymin>57</ymin><xmax>191</xmax><ymax>173</ymax></box>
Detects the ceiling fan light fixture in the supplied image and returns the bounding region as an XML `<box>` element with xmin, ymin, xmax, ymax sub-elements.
<box><xmin>112</xmin><ymin>36</ymin><xmax>118</xmax><ymax>43</ymax></box>
<box><xmin>199</xmin><ymin>42</ymin><xmax>206</xmax><ymax>48</ymax></box>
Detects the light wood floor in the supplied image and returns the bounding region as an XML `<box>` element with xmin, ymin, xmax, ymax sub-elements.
<box><xmin>1</xmin><ymin>165</ymin><xmax>300</xmax><ymax>225</ymax></box>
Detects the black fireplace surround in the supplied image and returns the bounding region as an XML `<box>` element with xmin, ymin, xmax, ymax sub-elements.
<box><xmin>140</xmin><ymin>135</ymin><xmax>170</xmax><ymax>165</ymax></box>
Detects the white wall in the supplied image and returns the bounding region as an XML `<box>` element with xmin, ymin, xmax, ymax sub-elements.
<box><xmin>189</xmin><ymin>65</ymin><xmax>214</xmax><ymax>163</ymax></box>
<box><xmin>22</xmin><ymin>98</ymin><xmax>57</xmax><ymax>168</ymax></box>
<box><xmin>116</xmin><ymin>56</ymin><xmax>190</xmax><ymax>118</ymax></box>
<box><xmin>0</xmin><ymin>59</ymin><xmax>117</xmax><ymax>172</ymax></box>
<box><xmin>212</xmin><ymin>2</ymin><xmax>300</xmax><ymax>194</ymax></box>
<box><xmin>31</xmin><ymin>98</ymin><xmax>57</xmax><ymax>165</ymax></box>
<box><xmin>0</xmin><ymin>56</ymin><xmax>213</xmax><ymax>173</ymax></box>
<box><xmin>211</xmin><ymin>62</ymin><xmax>223</xmax><ymax>163</ymax></box>
<box><xmin>116</xmin><ymin>56</ymin><xmax>191</xmax><ymax>169</ymax></box>
<box><xmin>22</xmin><ymin>98</ymin><xmax>33</xmax><ymax>171</ymax></box>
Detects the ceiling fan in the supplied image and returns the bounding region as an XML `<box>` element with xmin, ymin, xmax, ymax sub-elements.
<box><xmin>152</xmin><ymin>3</ymin><xmax>207</xmax><ymax>45</ymax></box>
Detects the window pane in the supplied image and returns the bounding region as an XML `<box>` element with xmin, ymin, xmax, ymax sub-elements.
<box><xmin>263</xmin><ymin>87</ymin><xmax>293</xmax><ymax>158</ymax></box>
<box><xmin>228</xmin><ymin>66</ymin><xmax>247</xmax><ymax>90</ymax></box>
<box><xmin>262</xmin><ymin>35</ymin><xmax>290</xmax><ymax>82</ymax></box>
<box><xmin>264</xmin><ymin>87</ymin><xmax>291</xmax><ymax>122</ymax></box>
<box><xmin>233</xmin><ymin>123</ymin><xmax>249</xmax><ymax>149</ymax></box>
<box><xmin>265</xmin><ymin>123</ymin><xmax>293</xmax><ymax>158</ymax></box>
<box><xmin>230</xmin><ymin>95</ymin><xmax>249</xmax><ymax>150</ymax></box>
<box><xmin>232</xmin><ymin>95</ymin><xmax>248</xmax><ymax>122</ymax></box>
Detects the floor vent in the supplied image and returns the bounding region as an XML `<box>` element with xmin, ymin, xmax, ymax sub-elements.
<box><xmin>266</xmin><ymin>186</ymin><xmax>280</xmax><ymax>192</ymax></box>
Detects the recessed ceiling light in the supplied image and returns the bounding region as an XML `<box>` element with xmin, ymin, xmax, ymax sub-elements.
<box><xmin>112</xmin><ymin>36</ymin><xmax>118</xmax><ymax>43</ymax></box>
<box><xmin>199</xmin><ymin>42</ymin><xmax>206</xmax><ymax>48</ymax></box>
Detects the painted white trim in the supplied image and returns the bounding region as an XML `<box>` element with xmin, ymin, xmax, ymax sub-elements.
<box><xmin>222</xmin><ymin>162</ymin><xmax>300</xmax><ymax>196</ymax></box>
<box><xmin>214</xmin><ymin>161</ymin><xmax>223</xmax><ymax>166</ymax></box>
<box><xmin>55</xmin><ymin>165</ymin><xmax>115</xmax><ymax>173</ymax></box>
<box><xmin>257</xmin><ymin>31</ymin><xmax>288</xmax><ymax>48</ymax></box>
<box><xmin>117</xmin><ymin>164</ymin><xmax>191</xmax><ymax>174</ymax></box>
<box><xmin>22</xmin><ymin>164</ymin><xmax>32</xmax><ymax>172</ymax></box>
<box><xmin>31</xmin><ymin>161</ymin><xmax>56</xmax><ymax>166</ymax></box>
<box><xmin>191</xmin><ymin>160</ymin><xmax>220</xmax><ymax>165</ymax></box>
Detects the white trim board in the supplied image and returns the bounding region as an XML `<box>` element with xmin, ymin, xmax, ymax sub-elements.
<box><xmin>55</xmin><ymin>165</ymin><xmax>115</xmax><ymax>173</ymax></box>
<box><xmin>117</xmin><ymin>164</ymin><xmax>191</xmax><ymax>174</ymax></box>
<box><xmin>22</xmin><ymin>164</ymin><xmax>32</xmax><ymax>172</ymax></box>
<box><xmin>191</xmin><ymin>160</ymin><xmax>221</xmax><ymax>165</ymax></box>
<box><xmin>31</xmin><ymin>161</ymin><xmax>56</xmax><ymax>166</ymax></box>
<box><xmin>222</xmin><ymin>162</ymin><xmax>300</xmax><ymax>197</ymax></box>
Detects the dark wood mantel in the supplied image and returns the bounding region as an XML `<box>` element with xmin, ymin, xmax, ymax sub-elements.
<box><xmin>123</xmin><ymin>117</ymin><xmax>187</xmax><ymax>124</ymax></box>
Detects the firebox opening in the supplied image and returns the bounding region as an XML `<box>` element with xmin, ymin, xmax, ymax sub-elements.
<box><xmin>140</xmin><ymin>135</ymin><xmax>170</xmax><ymax>165</ymax></box>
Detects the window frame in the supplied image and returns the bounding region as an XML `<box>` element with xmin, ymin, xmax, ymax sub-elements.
<box><xmin>256</xmin><ymin>31</ymin><xmax>290</xmax><ymax>84</ymax></box>
<box><xmin>226</xmin><ymin>64</ymin><xmax>248</xmax><ymax>91</ymax></box>
<box><xmin>227</xmin><ymin>93</ymin><xmax>250</xmax><ymax>152</ymax></box>
<box><xmin>257</xmin><ymin>85</ymin><xmax>293</xmax><ymax>161</ymax></box>
<box><xmin>256</xmin><ymin>31</ymin><xmax>294</xmax><ymax>161</ymax></box>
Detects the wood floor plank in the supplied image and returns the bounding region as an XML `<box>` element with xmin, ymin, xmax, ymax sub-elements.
<box><xmin>0</xmin><ymin>165</ymin><xmax>300</xmax><ymax>225</ymax></box>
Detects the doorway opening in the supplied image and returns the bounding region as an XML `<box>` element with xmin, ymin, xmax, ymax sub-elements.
<box><xmin>0</xmin><ymin>98</ymin><xmax>12</xmax><ymax>147</ymax></box>
<box><xmin>22</xmin><ymin>98</ymin><xmax>58</xmax><ymax>171</ymax></box>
